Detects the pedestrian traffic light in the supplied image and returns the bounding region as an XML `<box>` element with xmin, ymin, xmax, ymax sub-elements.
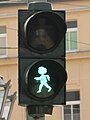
<box><xmin>18</xmin><ymin>2</ymin><xmax>67</xmax><ymax>106</ymax></box>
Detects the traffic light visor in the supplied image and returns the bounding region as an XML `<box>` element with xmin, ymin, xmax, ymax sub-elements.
<box><xmin>24</xmin><ymin>11</ymin><xmax>67</xmax><ymax>53</ymax></box>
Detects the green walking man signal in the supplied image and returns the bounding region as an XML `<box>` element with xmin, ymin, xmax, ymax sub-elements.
<box><xmin>34</xmin><ymin>66</ymin><xmax>52</xmax><ymax>93</ymax></box>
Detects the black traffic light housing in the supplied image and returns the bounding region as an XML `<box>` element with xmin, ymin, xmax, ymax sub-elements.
<box><xmin>18</xmin><ymin>2</ymin><xmax>67</xmax><ymax>106</ymax></box>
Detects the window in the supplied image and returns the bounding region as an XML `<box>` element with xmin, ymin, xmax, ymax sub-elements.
<box><xmin>62</xmin><ymin>91</ymin><xmax>80</xmax><ymax>120</ymax></box>
<box><xmin>63</xmin><ymin>102</ymin><xmax>80</xmax><ymax>120</ymax></box>
<box><xmin>0</xmin><ymin>26</ymin><xmax>7</xmax><ymax>57</ymax></box>
<box><xmin>66</xmin><ymin>21</ymin><xmax>78</xmax><ymax>52</ymax></box>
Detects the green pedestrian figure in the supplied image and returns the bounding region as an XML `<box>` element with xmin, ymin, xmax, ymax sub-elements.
<box><xmin>34</xmin><ymin>66</ymin><xmax>52</xmax><ymax>93</ymax></box>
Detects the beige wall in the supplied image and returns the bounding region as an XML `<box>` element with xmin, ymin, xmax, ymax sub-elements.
<box><xmin>53</xmin><ymin>1</ymin><xmax>90</xmax><ymax>120</ymax></box>
<box><xmin>0</xmin><ymin>58</ymin><xmax>25</xmax><ymax>120</ymax></box>
<box><xmin>66</xmin><ymin>6</ymin><xmax>90</xmax><ymax>120</ymax></box>
<box><xmin>0</xmin><ymin>1</ymin><xmax>90</xmax><ymax>120</ymax></box>
<box><xmin>0</xmin><ymin>6</ymin><xmax>26</xmax><ymax>120</ymax></box>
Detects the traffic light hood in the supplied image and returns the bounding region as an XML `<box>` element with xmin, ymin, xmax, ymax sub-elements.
<box><xmin>24</xmin><ymin>11</ymin><xmax>67</xmax><ymax>53</ymax></box>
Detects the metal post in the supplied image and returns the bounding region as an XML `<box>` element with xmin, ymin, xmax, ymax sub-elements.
<box><xmin>27</xmin><ymin>114</ymin><xmax>45</xmax><ymax>120</ymax></box>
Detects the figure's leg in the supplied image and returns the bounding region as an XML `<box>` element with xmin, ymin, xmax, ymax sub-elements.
<box><xmin>44</xmin><ymin>83</ymin><xmax>52</xmax><ymax>92</ymax></box>
<box><xmin>37</xmin><ymin>84</ymin><xmax>43</xmax><ymax>93</ymax></box>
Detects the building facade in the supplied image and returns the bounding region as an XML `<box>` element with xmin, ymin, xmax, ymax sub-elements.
<box><xmin>0</xmin><ymin>0</ymin><xmax>90</xmax><ymax>120</ymax></box>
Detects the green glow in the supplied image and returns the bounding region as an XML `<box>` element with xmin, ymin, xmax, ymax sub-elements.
<box><xmin>34</xmin><ymin>66</ymin><xmax>52</xmax><ymax>93</ymax></box>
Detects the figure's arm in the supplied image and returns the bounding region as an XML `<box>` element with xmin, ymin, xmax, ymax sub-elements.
<box><xmin>46</xmin><ymin>75</ymin><xmax>50</xmax><ymax>81</ymax></box>
<box><xmin>34</xmin><ymin>77</ymin><xmax>40</xmax><ymax>80</ymax></box>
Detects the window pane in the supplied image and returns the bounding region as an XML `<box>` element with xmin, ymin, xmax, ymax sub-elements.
<box><xmin>70</xmin><ymin>31</ymin><xmax>77</xmax><ymax>50</ymax></box>
<box><xmin>73</xmin><ymin>105</ymin><xmax>80</xmax><ymax>120</ymax></box>
<box><xmin>0</xmin><ymin>37</ymin><xmax>6</xmax><ymax>55</ymax></box>
<box><xmin>2</xmin><ymin>101</ymin><xmax>11</xmax><ymax>120</ymax></box>
<box><xmin>0</xmin><ymin>90</ymin><xmax>5</xmax><ymax>109</ymax></box>
<box><xmin>0</xmin><ymin>26</ymin><xmax>6</xmax><ymax>34</ymax></box>
<box><xmin>66</xmin><ymin>33</ymin><xmax>69</xmax><ymax>51</ymax></box>
<box><xmin>0</xmin><ymin>26</ymin><xmax>6</xmax><ymax>56</ymax></box>
<box><xmin>64</xmin><ymin>105</ymin><xmax>71</xmax><ymax>120</ymax></box>
<box><xmin>67</xmin><ymin>21</ymin><xmax>77</xmax><ymax>28</ymax></box>
<box><xmin>66</xmin><ymin>91</ymin><xmax>80</xmax><ymax>101</ymax></box>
